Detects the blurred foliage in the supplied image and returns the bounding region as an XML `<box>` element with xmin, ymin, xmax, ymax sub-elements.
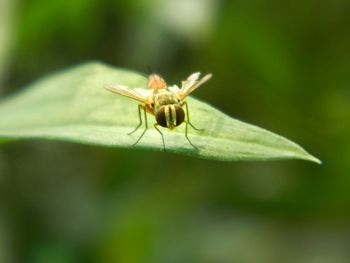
<box><xmin>0</xmin><ymin>0</ymin><xmax>349</xmax><ymax>262</ymax></box>
<box><xmin>0</xmin><ymin>0</ymin><xmax>16</xmax><ymax>86</ymax></box>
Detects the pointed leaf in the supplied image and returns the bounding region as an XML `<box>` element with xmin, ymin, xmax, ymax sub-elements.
<box><xmin>0</xmin><ymin>62</ymin><xmax>320</xmax><ymax>163</ymax></box>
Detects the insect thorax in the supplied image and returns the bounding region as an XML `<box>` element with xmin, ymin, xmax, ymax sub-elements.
<box><xmin>153</xmin><ymin>90</ymin><xmax>179</xmax><ymax>111</ymax></box>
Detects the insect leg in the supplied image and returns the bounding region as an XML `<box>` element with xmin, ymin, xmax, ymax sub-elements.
<box><xmin>128</xmin><ymin>104</ymin><xmax>144</xmax><ymax>135</ymax></box>
<box><xmin>130</xmin><ymin>105</ymin><xmax>148</xmax><ymax>147</ymax></box>
<box><xmin>184</xmin><ymin>119</ymin><xmax>198</xmax><ymax>150</ymax></box>
<box><xmin>182</xmin><ymin>101</ymin><xmax>204</xmax><ymax>131</ymax></box>
<box><xmin>154</xmin><ymin>124</ymin><xmax>165</xmax><ymax>151</ymax></box>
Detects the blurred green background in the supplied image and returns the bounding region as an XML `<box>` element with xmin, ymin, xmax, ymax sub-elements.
<box><xmin>0</xmin><ymin>0</ymin><xmax>349</xmax><ymax>262</ymax></box>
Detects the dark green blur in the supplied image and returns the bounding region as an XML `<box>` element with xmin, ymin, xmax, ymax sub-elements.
<box><xmin>0</xmin><ymin>0</ymin><xmax>349</xmax><ymax>262</ymax></box>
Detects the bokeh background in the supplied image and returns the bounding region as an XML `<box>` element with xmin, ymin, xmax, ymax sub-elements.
<box><xmin>0</xmin><ymin>0</ymin><xmax>349</xmax><ymax>262</ymax></box>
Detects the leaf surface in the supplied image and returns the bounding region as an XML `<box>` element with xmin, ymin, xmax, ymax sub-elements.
<box><xmin>0</xmin><ymin>62</ymin><xmax>320</xmax><ymax>163</ymax></box>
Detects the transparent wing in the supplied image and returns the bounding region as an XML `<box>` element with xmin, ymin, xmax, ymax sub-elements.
<box><xmin>168</xmin><ymin>85</ymin><xmax>181</xmax><ymax>93</ymax></box>
<box><xmin>177</xmin><ymin>72</ymin><xmax>212</xmax><ymax>100</ymax></box>
<box><xmin>105</xmin><ymin>85</ymin><xmax>151</xmax><ymax>103</ymax></box>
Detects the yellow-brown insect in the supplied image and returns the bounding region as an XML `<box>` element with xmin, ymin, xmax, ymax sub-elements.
<box><xmin>105</xmin><ymin>72</ymin><xmax>212</xmax><ymax>150</ymax></box>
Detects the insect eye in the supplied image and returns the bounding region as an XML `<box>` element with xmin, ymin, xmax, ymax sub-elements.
<box><xmin>156</xmin><ymin>107</ymin><xmax>167</xmax><ymax>127</ymax></box>
<box><xmin>175</xmin><ymin>106</ymin><xmax>185</xmax><ymax>126</ymax></box>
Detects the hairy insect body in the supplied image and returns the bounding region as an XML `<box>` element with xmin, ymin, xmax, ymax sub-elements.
<box><xmin>153</xmin><ymin>90</ymin><xmax>179</xmax><ymax>109</ymax></box>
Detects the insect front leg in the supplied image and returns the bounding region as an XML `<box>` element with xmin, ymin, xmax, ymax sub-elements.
<box><xmin>129</xmin><ymin>104</ymin><xmax>148</xmax><ymax>147</ymax></box>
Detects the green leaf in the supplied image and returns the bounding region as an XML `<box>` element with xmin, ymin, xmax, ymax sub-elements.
<box><xmin>0</xmin><ymin>62</ymin><xmax>320</xmax><ymax>163</ymax></box>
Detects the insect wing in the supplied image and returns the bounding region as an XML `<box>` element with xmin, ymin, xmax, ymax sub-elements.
<box><xmin>178</xmin><ymin>72</ymin><xmax>212</xmax><ymax>100</ymax></box>
<box><xmin>105</xmin><ymin>84</ymin><xmax>151</xmax><ymax>103</ymax></box>
<box><xmin>168</xmin><ymin>84</ymin><xmax>181</xmax><ymax>93</ymax></box>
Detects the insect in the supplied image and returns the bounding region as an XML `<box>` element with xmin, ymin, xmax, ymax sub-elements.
<box><xmin>105</xmin><ymin>72</ymin><xmax>212</xmax><ymax>150</ymax></box>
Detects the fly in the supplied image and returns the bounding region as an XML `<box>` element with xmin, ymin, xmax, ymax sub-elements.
<box><xmin>105</xmin><ymin>72</ymin><xmax>212</xmax><ymax>150</ymax></box>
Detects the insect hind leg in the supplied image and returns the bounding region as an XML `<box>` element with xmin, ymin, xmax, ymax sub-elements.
<box><xmin>154</xmin><ymin>124</ymin><xmax>166</xmax><ymax>151</ymax></box>
<box><xmin>179</xmin><ymin>101</ymin><xmax>201</xmax><ymax>149</ymax></box>
<box><xmin>181</xmin><ymin>101</ymin><xmax>203</xmax><ymax>131</ymax></box>
<box><xmin>184</xmin><ymin>120</ymin><xmax>198</xmax><ymax>150</ymax></box>
<box><xmin>129</xmin><ymin>104</ymin><xmax>148</xmax><ymax>147</ymax></box>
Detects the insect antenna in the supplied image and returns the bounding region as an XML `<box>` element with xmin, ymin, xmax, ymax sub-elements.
<box><xmin>146</xmin><ymin>66</ymin><xmax>163</xmax><ymax>79</ymax></box>
<box><xmin>146</xmin><ymin>65</ymin><xmax>154</xmax><ymax>75</ymax></box>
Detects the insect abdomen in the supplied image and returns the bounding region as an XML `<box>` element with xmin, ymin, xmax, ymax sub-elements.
<box><xmin>156</xmin><ymin>105</ymin><xmax>185</xmax><ymax>128</ymax></box>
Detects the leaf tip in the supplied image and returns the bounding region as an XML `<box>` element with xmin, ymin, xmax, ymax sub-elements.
<box><xmin>307</xmin><ymin>155</ymin><xmax>322</xmax><ymax>165</ymax></box>
<box><xmin>298</xmin><ymin>150</ymin><xmax>322</xmax><ymax>165</ymax></box>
